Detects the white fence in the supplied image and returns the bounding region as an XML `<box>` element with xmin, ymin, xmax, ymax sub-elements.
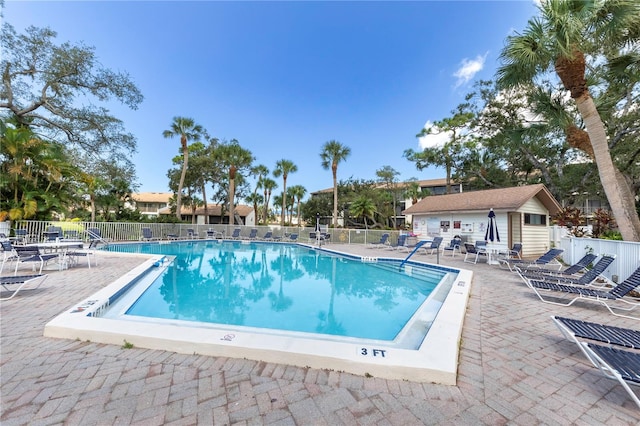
<box><xmin>10</xmin><ymin>221</ymin><xmax>406</xmax><ymax>246</ymax></box>
<box><xmin>556</xmin><ymin>237</ymin><xmax>640</xmax><ymax>283</ymax></box>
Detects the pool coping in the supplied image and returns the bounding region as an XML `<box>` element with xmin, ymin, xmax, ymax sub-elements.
<box><xmin>44</xmin><ymin>244</ymin><xmax>473</xmax><ymax>385</ymax></box>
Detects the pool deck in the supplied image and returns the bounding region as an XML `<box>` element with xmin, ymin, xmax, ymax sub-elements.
<box><xmin>1</xmin><ymin>243</ymin><xmax>638</xmax><ymax>424</ymax></box>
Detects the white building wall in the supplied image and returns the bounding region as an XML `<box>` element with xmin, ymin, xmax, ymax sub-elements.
<box><xmin>518</xmin><ymin>198</ymin><xmax>552</xmax><ymax>257</ymax></box>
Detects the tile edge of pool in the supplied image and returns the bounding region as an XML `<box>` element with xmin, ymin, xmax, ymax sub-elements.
<box><xmin>44</xmin><ymin>254</ymin><xmax>473</xmax><ymax>385</ymax></box>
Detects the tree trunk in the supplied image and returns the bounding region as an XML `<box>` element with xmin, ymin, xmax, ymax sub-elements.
<box><xmin>332</xmin><ymin>165</ymin><xmax>338</xmax><ymax>227</ymax></box>
<box><xmin>176</xmin><ymin>143</ymin><xmax>188</xmax><ymax>220</ymax></box>
<box><xmin>228</xmin><ymin>165</ymin><xmax>237</xmax><ymax>226</ymax></box>
<box><xmin>575</xmin><ymin>94</ymin><xmax>640</xmax><ymax>241</ymax></box>
<box><xmin>281</xmin><ymin>177</ymin><xmax>287</xmax><ymax>226</ymax></box>
<box><xmin>201</xmin><ymin>183</ymin><xmax>208</xmax><ymax>225</ymax></box>
<box><xmin>90</xmin><ymin>195</ymin><xmax>96</xmax><ymax>222</ymax></box>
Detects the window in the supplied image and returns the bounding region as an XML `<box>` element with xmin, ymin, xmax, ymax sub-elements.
<box><xmin>524</xmin><ymin>213</ymin><xmax>546</xmax><ymax>225</ymax></box>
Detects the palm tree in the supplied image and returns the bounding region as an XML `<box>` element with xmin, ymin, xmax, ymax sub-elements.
<box><xmin>162</xmin><ymin>117</ymin><xmax>203</xmax><ymax>220</ymax></box>
<box><xmin>250</xmin><ymin>164</ymin><xmax>269</xmax><ymax>223</ymax></box>
<box><xmin>289</xmin><ymin>185</ymin><xmax>307</xmax><ymax>226</ymax></box>
<box><xmin>320</xmin><ymin>140</ymin><xmax>351</xmax><ymax>227</ymax></box>
<box><xmin>350</xmin><ymin>195</ymin><xmax>376</xmax><ymax>229</ymax></box>
<box><xmin>216</xmin><ymin>140</ymin><xmax>254</xmax><ymax>225</ymax></box>
<box><xmin>261</xmin><ymin>178</ymin><xmax>277</xmax><ymax>224</ymax></box>
<box><xmin>403</xmin><ymin>180</ymin><xmax>423</xmax><ymax>206</ymax></box>
<box><xmin>273</xmin><ymin>159</ymin><xmax>297</xmax><ymax>226</ymax></box>
<box><xmin>497</xmin><ymin>0</ymin><xmax>640</xmax><ymax>241</ymax></box>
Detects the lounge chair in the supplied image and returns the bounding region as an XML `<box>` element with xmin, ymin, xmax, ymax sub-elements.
<box><xmin>420</xmin><ymin>237</ymin><xmax>443</xmax><ymax>255</ymax></box>
<box><xmin>527</xmin><ymin>265</ymin><xmax>640</xmax><ymax>319</ymax></box>
<box><xmin>463</xmin><ymin>242</ymin><xmax>488</xmax><ymax>264</ymax></box>
<box><xmin>580</xmin><ymin>343</ymin><xmax>640</xmax><ymax>409</ymax></box>
<box><xmin>286</xmin><ymin>233</ymin><xmax>298</xmax><ymax>242</ymax></box>
<box><xmin>229</xmin><ymin>228</ymin><xmax>242</xmax><ymax>239</ymax></box>
<box><xmin>0</xmin><ymin>274</ymin><xmax>48</xmax><ymax>301</ymax></box>
<box><xmin>519</xmin><ymin>253</ymin><xmax>598</xmax><ymax>280</ymax></box>
<box><xmin>500</xmin><ymin>248</ymin><xmax>564</xmax><ymax>272</ymax></box>
<box><xmin>368</xmin><ymin>233</ymin><xmax>390</xmax><ymax>248</ymax></box>
<box><xmin>261</xmin><ymin>231</ymin><xmax>274</xmax><ymax>241</ymax></box>
<box><xmin>246</xmin><ymin>229</ymin><xmax>258</xmax><ymax>240</ymax></box>
<box><xmin>442</xmin><ymin>237</ymin><xmax>461</xmax><ymax>257</ymax></box>
<box><xmin>519</xmin><ymin>254</ymin><xmax>615</xmax><ymax>287</ymax></box>
<box><xmin>552</xmin><ymin>316</ymin><xmax>640</xmax><ymax>350</ymax></box>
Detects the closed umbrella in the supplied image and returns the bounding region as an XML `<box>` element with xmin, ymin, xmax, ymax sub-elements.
<box><xmin>315</xmin><ymin>213</ymin><xmax>321</xmax><ymax>245</ymax></box>
<box><xmin>485</xmin><ymin>208</ymin><xmax>500</xmax><ymax>242</ymax></box>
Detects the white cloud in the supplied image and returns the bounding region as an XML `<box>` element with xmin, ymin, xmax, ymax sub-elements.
<box><xmin>453</xmin><ymin>53</ymin><xmax>488</xmax><ymax>88</ymax></box>
<box><xmin>417</xmin><ymin>121</ymin><xmax>453</xmax><ymax>149</ymax></box>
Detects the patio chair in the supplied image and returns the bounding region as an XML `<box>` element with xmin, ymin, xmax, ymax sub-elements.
<box><xmin>579</xmin><ymin>343</ymin><xmax>640</xmax><ymax>409</ymax></box>
<box><xmin>1</xmin><ymin>240</ymin><xmax>19</xmax><ymax>274</ymax></box>
<box><xmin>63</xmin><ymin>230</ymin><xmax>80</xmax><ymax>240</ymax></box>
<box><xmin>499</xmin><ymin>248</ymin><xmax>564</xmax><ymax>272</ymax></box>
<box><xmin>309</xmin><ymin>232</ymin><xmax>326</xmax><ymax>244</ymax></box>
<box><xmin>368</xmin><ymin>233</ymin><xmax>390</xmax><ymax>248</ymax></box>
<box><xmin>13</xmin><ymin>228</ymin><xmax>30</xmax><ymax>245</ymax></box>
<box><xmin>420</xmin><ymin>237</ymin><xmax>443</xmax><ymax>255</ymax></box>
<box><xmin>142</xmin><ymin>227</ymin><xmax>159</xmax><ymax>241</ymax></box>
<box><xmin>519</xmin><ymin>254</ymin><xmax>615</xmax><ymax>287</ymax></box>
<box><xmin>229</xmin><ymin>228</ymin><xmax>242</xmax><ymax>239</ymax></box>
<box><xmin>463</xmin><ymin>242</ymin><xmax>488</xmax><ymax>264</ymax></box>
<box><xmin>87</xmin><ymin>228</ymin><xmax>110</xmax><ymax>247</ymax></box>
<box><xmin>527</xmin><ymin>265</ymin><xmax>640</xmax><ymax>319</ymax></box>
<box><xmin>43</xmin><ymin>226</ymin><xmax>62</xmax><ymax>242</ymax></box>
<box><xmin>246</xmin><ymin>229</ymin><xmax>258</xmax><ymax>240</ymax></box>
<box><xmin>519</xmin><ymin>253</ymin><xmax>597</xmax><ymax>281</ymax></box>
<box><xmin>66</xmin><ymin>240</ymin><xmax>98</xmax><ymax>269</ymax></box>
<box><xmin>388</xmin><ymin>234</ymin><xmax>408</xmax><ymax>250</ymax></box>
<box><xmin>12</xmin><ymin>245</ymin><xmax>60</xmax><ymax>274</ymax></box>
<box><xmin>186</xmin><ymin>228</ymin><xmax>199</xmax><ymax>239</ymax></box>
<box><xmin>286</xmin><ymin>233</ymin><xmax>298</xmax><ymax>242</ymax></box>
<box><xmin>0</xmin><ymin>274</ymin><xmax>48</xmax><ymax>301</ymax></box>
<box><xmin>442</xmin><ymin>237</ymin><xmax>461</xmax><ymax>257</ymax></box>
<box><xmin>501</xmin><ymin>242</ymin><xmax>523</xmax><ymax>260</ymax></box>
<box><xmin>206</xmin><ymin>228</ymin><xmax>223</xmax><ymax>239</ymax></box>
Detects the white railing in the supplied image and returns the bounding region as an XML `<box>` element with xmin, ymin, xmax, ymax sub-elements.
<box><xmin>10</xmin><ymin>221</ymin><xmax>405</xmax><ymax>246</ymax></box>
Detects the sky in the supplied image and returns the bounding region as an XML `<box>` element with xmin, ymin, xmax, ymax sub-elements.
<box><xmin>2</xmin><ymin>0</ymin><xmax>538</xmax><ymax>200</ymax></box>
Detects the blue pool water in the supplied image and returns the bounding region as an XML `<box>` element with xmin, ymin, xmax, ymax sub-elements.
<box><xmin>104</xmin><ymin>241</ymin><xmax>448</xmax><ymax>341</ymax></box>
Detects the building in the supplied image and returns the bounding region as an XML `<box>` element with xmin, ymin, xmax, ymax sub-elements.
<box><xmin>310</xmin><ymin>178</ymin><xmax>465</xmax><ymax>228</ymax></box>
<box><xmin>402</xmin><ymin>184</ymin><xmax>562</xmax><ymax>258</ymax></box>
<box><xmin>129</xmin><ymin>192</ymin><xmax>173</xmax><ymax>218</ymax></box>
<box><xmin>159</xmin><ymin>204</ymin><xmax>255</xmax><ymax>226</ymax></box>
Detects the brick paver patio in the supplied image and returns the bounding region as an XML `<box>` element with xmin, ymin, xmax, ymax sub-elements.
<box><xmin>1</xmin><ymin>244</ymin><xmax>638</xmax><ymax>425</ymax></box>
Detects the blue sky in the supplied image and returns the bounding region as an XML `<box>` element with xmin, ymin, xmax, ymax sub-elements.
<box><xmin>3</xmin><ymin>1</ymin><xmax>538</xmax><ymax>199</ymax></box>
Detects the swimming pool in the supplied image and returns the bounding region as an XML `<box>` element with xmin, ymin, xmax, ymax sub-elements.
<box><xmin>45</xmin><ymin>241</ymin><xmax>473</xmax><ymax>384</ymax></box>
<box><xmin>103</xmin><ymin>241</ymin><xmax>445</xmax><ymax>342</ymax></box>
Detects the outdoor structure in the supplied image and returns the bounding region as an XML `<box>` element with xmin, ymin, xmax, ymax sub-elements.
<box><xmin>402</xmin><ymin>184</ymin><xmax>562</xmax><ymax>258</ymax></box>
<box><xmin>159</xmin><ymin>204</ymin><xmax>255</xmax><ymax>226</ymax></box>
<box><xmin>310</xmin><ymin>178</ymin><xmax>465</xmax><ymax>228</ymax></box>
<box><xmin>128</xmin><ymin>192</ymin><xmax>173</xmax><ymax>218</ymax></box>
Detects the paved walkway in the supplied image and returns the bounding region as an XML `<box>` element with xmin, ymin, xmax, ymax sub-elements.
<box><xmin>1</xmin><ymin>244</ymin><xmax>638</xmax><ymax>425</ymax></box>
